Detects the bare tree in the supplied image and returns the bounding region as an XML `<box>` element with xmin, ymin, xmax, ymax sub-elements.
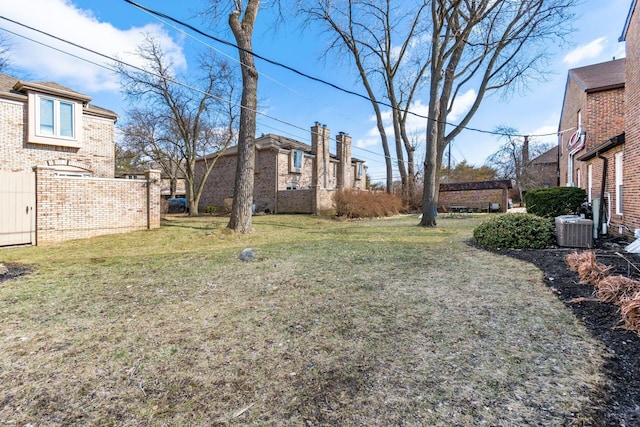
<box><xmin>117</xmin><ymin>35</ymin><xmax>239</xmax><ymax>215</ymax></box>
<box><xmin>0</xmin><ymin>33</ymin><xmax>12</xmax><ymax>73</ymax></box>
<box><xmin>202</xmin><ymin>0</ymin><xmax>261</xmax><ymax>233</ymax></box>
<box><xmin>486</xmin><ymin>126</ymin><xmax>552</xmax><ymax>204</ymax></box>
<box><xmin>300</xmin><ymin>1</ymin><xmax>431</xmax><ymax>205</ymax></box>
<box><xmin>120</xmin><ymin>109</ymin><xmax>185</xmax><ymax>198</ymax></box>
<box><xmin>114</xmin><ymin>141</ymin><xmax>143</xmax><ymax>176</ymax></box>
<box><xmin>419</xmin><ymin>0</ymin><xmax>576</xmax><ymax>226</ymax></box>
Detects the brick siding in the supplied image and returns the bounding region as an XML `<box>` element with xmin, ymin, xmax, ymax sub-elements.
<box><xmin>625</xmin><ymin>6</ymin><xmax>640</xmax><ymax>237</ymax></box>
<box><xmin>439</xmin><ymin>188</ymin><xmax>508</xmax><ymax>212</ymax></box>
<box><xmin>34</xmin><ymin>168</ymin><xmax>161</xmax><ymax>245</ymax></box>
<box><xmin>196</xmin><ymin>124</ymin><xmax>366</xmax><ymax>214</ymax></box>
<box><xmin>0</xmin><ymin>99</ymin><xmax>115</xmax><ymax>177</ymax></box>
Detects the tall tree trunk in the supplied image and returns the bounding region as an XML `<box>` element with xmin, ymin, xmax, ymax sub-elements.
<box><xmin>227</xmin><ymin>3</ymin><xmax>260</xmax><ymax>233</ymax></box>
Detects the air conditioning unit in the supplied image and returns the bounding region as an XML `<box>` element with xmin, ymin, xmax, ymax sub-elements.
<box><xmin>555</xmin><ymin>215</ymin><xmax>594</xmax><ymax>248</ymax></box>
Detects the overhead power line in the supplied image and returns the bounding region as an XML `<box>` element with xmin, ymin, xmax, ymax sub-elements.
<box><xmin>123</xmin><ymin>0</ymin><xmax>563</xmax><ymax>140</ymax></box>
<box><xmin>0</xmin><ymin>14</ymin><xmax>398</xmax><ymax>166</ymax></box>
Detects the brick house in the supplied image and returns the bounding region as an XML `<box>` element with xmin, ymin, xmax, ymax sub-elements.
<box><xmin>621</xmin><ymin>0</ymin><xmax>640</xmax><ymax>237</ymax></box>
<box><xmin>528</xmin><ymin>145</ymin><xmax>559</xmax><ymax>188</ymax></box>
<box><xmin>0</xmin><ymin>73</ymin><xmax>118</xmax><ymax>177</ymax></box>
<box><xmin>0</xmin><ymin>72</ymin><xmax>160</xmax><ymax>245</ymax></box>
<box><xmin>557</xmin><ymin>59</ymin><xmax>626</xmax><ymax>235</ymax></box>
<box><xmin>195</xmin><ymin>122</ymin><xmax>366</xmax><ymax>214</ymax></box>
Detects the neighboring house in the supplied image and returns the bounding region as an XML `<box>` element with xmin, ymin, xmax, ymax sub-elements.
<box><xmin>116</xmin><ymin>165</ymin><xmax>186</xmax><ymax>199</ymax></box>
<box><xmin>0</xmin><ymin>72</ymin><xmax>160</xmax><ymax>246</ymax></box>
<box><xmin>557</xmin><ymin>58</ymin><xmax>626</xmax><ymax>235</ymax></box>
<box><xmin>0</xmin><ymin>73</ymin><xmax>117</xmax><ymax>177</ymax></box>
<box><xmin>621</xmin><ymin>0</ymin><xmax>640</xmax><ymax>237</ymax></box>
<box><xmin>195</xmin><ymin>122</ymin><xmax>366</xmax><ymax>214</ymax></box>
<box><xmin>528</xmin><ymin>145</ymin><xmax>559</xmax><ymax>188</ymax></box>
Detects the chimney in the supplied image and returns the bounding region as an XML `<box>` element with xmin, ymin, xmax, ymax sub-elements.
<box><xmin>336</xmin><ymin>131</ymin><xmax>352</xmax><ymax>188</ymax></box>
<box><xmin>311</xmin><ymin>122</ymin><xmax>330</xmax><ymax>189</ymax></box>
<box><xmin>523</xmin><ymin>135</ymin><xmax>529</xmax><ymax>165</ymax></box>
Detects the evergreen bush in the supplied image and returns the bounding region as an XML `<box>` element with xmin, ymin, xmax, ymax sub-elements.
<box><xmin>525</xmin><ymin>187</ymin><xmax>587</xmax><ymax>218</ymax></box>
<box><xmin>473</xmin><ymin>213</ymin><xmax>555</xmax><ymax>249</ymax></box>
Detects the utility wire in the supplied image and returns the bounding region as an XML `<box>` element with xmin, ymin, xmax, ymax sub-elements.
<box><xmin>124</xmin><ymin>0</ymin><xmax>566</xmax><ymax>140</ymax></box>
<box><xmin>0</xmin><ymin>14</ymin><xmax>397</xmax><ymax>167</ymax></box>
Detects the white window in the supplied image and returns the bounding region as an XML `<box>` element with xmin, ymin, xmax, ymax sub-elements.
<box><xmin>615</xmin><ymin>151</ymin><xmax>623</xmax><ymax>215</ymax></box>
<box><xmin>27</xmin><ymin>92</ymin><xmax>82</xmax><ymax>148</ymax></box>
<box><xmin>576</xmin><ymin>168</ymin><xmax>581</xmax><ymax>188</ymax></box>
<box><xmin>577</xmin><ymin>110</ymin><xmax>582</xmax><ymax>128</ymax></box>
<box><xmin>355</xmin><ymin>162</ymin><xmax>363</xmax><ymax>180</ymax></box>
<box><xmin>290</xmin><ymin>150</ymin><xmax>303</xmax><ymax>173</ymax></box>
<box><xmin>37</xmin><ymin>95</ymin><xmax>76</xmax><ymax>138</ymax></box>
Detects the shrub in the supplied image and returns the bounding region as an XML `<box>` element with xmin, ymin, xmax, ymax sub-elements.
<box><xmin>333</xmin><ymin>189</ymin><xmax>404</xmax><ymax>219</ymax></box>
<box><xmin>473</xmin><ymin>213</ymin><xmax>555</xmax><ymax>249</ymax></box>
<box><xmin>525</xmin><ymin>187</ymin><xmax>587</xmax><ymax>218</ymax></box>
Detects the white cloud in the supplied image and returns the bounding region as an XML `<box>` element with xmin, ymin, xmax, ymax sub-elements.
<box><xmin>563</xmin><ymin>37</ymin><xmax>607</xmax><ymax>67</ymax></box>
<box><xmin>0</xmin><ymin>0</ymin><xmax>186</xmax><ymax>93</ymax></box>
<box><xmin>448</xmin><ymin>89</ymin><xmax>476</xmax><ymax>122</ymax></box>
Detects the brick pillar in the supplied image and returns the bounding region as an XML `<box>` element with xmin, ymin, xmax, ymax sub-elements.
<box><xmin>336</xmin><ymin>132</ymin><xmax>352</xmax><ymax>189</ymax></box>
<box><xmin>145</xmin><ymin>169</ymin><xmax>162</xmax><ymax>229</ymax></box>
<box><xmin>311</xmin><ymin>123</ymin><xmax>330</xmax><ymax>213</ymax></box>
<box><xmin>33</xmin><ymin>166</ymin><xmax>57</xmax><ymax>246</ymax></box>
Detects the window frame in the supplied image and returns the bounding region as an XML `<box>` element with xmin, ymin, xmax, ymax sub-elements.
<box><xmin>615</xmin><ymin>151</ymin><xmax>623</xmax><ymax>215</ymax></box>
<box><xmin>290</xmin><ymin>149</ymin><xmax>303</xmax><ymax>173</ymax></box>
<box><xmin>27</xmin><ymin>92</ymin><xmax>83</xmax><ymax>148</ymax></box>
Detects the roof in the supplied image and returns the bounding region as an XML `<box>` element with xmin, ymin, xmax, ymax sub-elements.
<box><xmin>203</xmin><ymin>133</ymin><xmax>365</xmax><ymax>163</ymax></box>
<box><xmin>569</xmin><ymin>59</ymin><xmax>626</xmax><ymax>93</ymax></box>
<box><xmin>621</xmin><ymin>0</ymin><xmax>637</xmax><ymax>41</ymax></box>
<box><xmin>0</xmin><ymin>72</ymin><xmax>117</xmax><ymax>120</ymax></box>
<box><xmin>576</xmin><ymin>133</ymin><xmax>625</xmax><ymax>161</ymax></box>
<box><xmin>530</xmin><ymin>145</ymin><xmax>558</xmax><ymax>165</ymax></box>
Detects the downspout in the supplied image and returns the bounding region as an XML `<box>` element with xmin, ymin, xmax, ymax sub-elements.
<box><xmin>597</xmin><ymin>151</ymin><xmax>608</xmax><ymax>237</ymax></box>
<box><xmin>567</xmin><ymin>130</ymin><xmax>586</xmax><ymax>186</ymax></box>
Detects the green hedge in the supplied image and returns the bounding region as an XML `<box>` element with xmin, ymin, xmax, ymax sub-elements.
<box><xmin>473</xmin><ymin>213</ymin><xmax>555</xmax><ymax>249</ymax></box>
<box><xmin>525</xmin><ymin>187</ymin><xmax>587</xmax><ymax>218</ymax></box>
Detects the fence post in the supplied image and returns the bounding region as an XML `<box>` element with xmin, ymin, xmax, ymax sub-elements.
<box><xmin>145</xmin><ymin>170</ymin><xmax>161</xmax><ymax>230</ymax></box>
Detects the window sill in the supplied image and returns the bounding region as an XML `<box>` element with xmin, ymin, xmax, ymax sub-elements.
<box><xmin>28</xmin><ymin>134</ymin><xmax>81</xmax><ymax>149</ymax></box>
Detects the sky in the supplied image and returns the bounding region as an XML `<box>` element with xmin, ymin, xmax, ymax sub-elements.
<box><xmin>0</xmin><ymin>0</ymin><xmax>632</xmax><ymax>184</ymax></box>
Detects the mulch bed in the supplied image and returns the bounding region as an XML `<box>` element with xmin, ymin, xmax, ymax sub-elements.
<box><xmin>0</xmin><ymin>263</ymin><xmax>32</xmax><ymax>284</ymax></box>
<box><xmin>494</xmin><ymin>245</ymin><xmax>640</xmax><ymax>426</ymax></box>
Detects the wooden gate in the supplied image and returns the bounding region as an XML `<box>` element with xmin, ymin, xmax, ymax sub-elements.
<box><xmin>0</xmin><ymin>171</ymin><xmax>36</xmax><ymax>246</ymax></box>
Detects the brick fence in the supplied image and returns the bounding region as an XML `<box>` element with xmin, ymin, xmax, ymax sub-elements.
<box><xmin>34</xmin><ymin>167</ymin><xmax>161</xmax><ymax>245</ymax></box>
<box><xmin>438</xmin><ymin>180</ymin><xmax>512</xmax><ymax>213</ymax></box>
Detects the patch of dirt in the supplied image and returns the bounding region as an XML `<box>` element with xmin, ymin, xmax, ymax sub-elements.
<box><xmin>0</xmin><ymin>263</ymin><xmax>33</xmax><ymax>284</ymax></box>
<box><xmin>494</xmin><ymin>245</ymin><xmax>640</xmax><ymax>426</ymax></box>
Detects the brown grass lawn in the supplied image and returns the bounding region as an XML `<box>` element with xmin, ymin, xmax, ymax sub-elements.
<box><xmin>0</xmin><ymin>214</ymin><xmax>606</xmax><ymax>426</ymax></box>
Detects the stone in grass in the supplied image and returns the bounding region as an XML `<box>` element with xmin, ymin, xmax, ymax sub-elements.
<box><xmin>0</xmin><ymin>263</ymin><xmax>8</xmax><ymax>276</ymax></box>
<box><xmin>238</xmin><ymin>248</ymin><xmax>255</xmax><ymax>261</ymax></box>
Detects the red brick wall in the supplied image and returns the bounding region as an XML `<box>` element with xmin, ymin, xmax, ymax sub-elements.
<box><xmin>558</xmin><ymin>76</ymin><xmax>586</xmax><ymax>186</ymax></box>
<box><xmin>558</xmin><ymin>75</ymin><xmax>624</xmax><ymax>188</ymax></box>
<box><xmin>34</xmin><ymin>167</ymin><xmax>160</xmax><ymax>245</ymax></box>
<box><xmin>438</xmin><ymin>188</ymin><xmax>508</xmax><ymax>212</ymax></box>
<box><xmin>625</xmin><ymin>5</ymin><xmax>640</xmax><ymax>236</ymax></box>
<box><xmin>0</xmin><ymin>99</ymin><xmax>115</xmax><ymax>177</ymax></box>
<box><xmin>276</xmin><ymin>189</ymin><xmax>314</xmax><ymax>213</ymax></box>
